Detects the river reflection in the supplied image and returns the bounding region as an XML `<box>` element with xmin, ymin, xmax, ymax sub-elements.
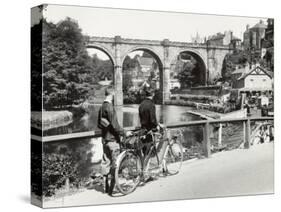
<box><xmin>44</xmin><ymin>105</ymin><xmax>204</xmax><ymax>147</ymax></box>
<box><xmin>76</xmin><ymin>104</ymin><xmax>200</xmax><ymax>132</ymax></box>
<box><xmin>44</xmin><ymin>104</ymin><xmax>205</xmax><ymax>153</ymax></box>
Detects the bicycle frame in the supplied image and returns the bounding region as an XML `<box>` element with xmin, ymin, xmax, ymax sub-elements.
<box><xmin>115</xmin><ymin>127</ymin><xmax>184</xmax><ymax>195</ymax></box>
<box><xmin>120</xmin><ymin>128</ymin><xmax>170</xmax><ymax>176</ymax></box>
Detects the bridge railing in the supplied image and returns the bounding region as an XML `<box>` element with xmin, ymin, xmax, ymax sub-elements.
<box><xmin>32</xmin><ymin>116</ymin><xmax>274</xmax><ymax>158</ymax></box>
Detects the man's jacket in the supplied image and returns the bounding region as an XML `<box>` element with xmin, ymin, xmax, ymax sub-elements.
<box><xmin>98</xmin><ymin>101</ymin><xmax>124</xmax><ymax>142</ymax></box>
<box><xmin>139</xmin><ymin>98</ymin><xmax>158</xmax><ymax>131</ymax></box>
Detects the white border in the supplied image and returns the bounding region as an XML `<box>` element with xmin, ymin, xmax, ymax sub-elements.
<box><xmin>0</xmin><ymin>0</ymin><xmax>280</xmax><ymax>211</ymax></box>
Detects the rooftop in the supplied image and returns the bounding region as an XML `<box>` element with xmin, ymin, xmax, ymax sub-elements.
<box><xmin>251</xmin><ymin>20</ymin><xmax>267</xmax><ymax>29</ymax></box>
<box><xmin>232</xmin><ymin>64</ymin><xmax>273</xmax><ymax>80</ymax></box>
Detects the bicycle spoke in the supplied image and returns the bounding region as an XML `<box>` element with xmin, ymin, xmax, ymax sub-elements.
<box><xmin>115</xmin><ymin>152</ymin><xmax>141</xmax><ymax>195</ymax></box>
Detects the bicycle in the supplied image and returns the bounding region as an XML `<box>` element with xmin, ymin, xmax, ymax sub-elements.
<box><xmin>114</xmin><ymin>125</ymin><xmax>183</xmax><ymax>195</ymax></box>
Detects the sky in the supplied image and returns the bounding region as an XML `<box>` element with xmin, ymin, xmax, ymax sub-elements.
<box><xmin>32</xmin><ymin>4</ymin><xmax>268</xmax><ymax>60</ymax></box>
<box><xmin>87</xmin><ymin>49</ymin><xmax>143</xmax><ymax>60</ymax></box>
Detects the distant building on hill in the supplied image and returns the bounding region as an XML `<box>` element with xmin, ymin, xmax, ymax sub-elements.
<box><xmin>207</xmin><ymin>31</ymin><xmax>241</xmax><ymax>51</ymax></box>
<box><xmin>191</xmin><ymin>32</ymin><xmax>204</xmax><ymax>44</ymax></box>
<box><xmin>207</xmin><ymin>30</ymin><xmax>240</xmax><ymax>46</ymax></box>
<box><xmin>243</xmin><ymin>20</ymin><xmax>267</xmax><ymax>59</ymax></box>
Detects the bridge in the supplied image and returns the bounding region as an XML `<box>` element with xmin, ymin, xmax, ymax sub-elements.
<box><xmin>86</xmin><ymin>36</ymin><xmax>233</xmax><ymax>105</ymax></box>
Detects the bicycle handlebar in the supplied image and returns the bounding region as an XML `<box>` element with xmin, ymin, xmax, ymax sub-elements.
<box><xmin>127</xmin><ymin>127</ymin><xmax>165</xmax><ymax>137</ymax></box>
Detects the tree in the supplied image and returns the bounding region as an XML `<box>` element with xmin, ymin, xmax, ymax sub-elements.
<box><xmin>221</xmin><ymin>55</ymin><xmax>235</xmax><ymax>82</ymax></box>
<box><xmin>123</xmin><ymin>55</ymin><xmax>140</xmax><ymax>71</ymax></box>
<box><xmin>177</xmin><ymin>61</ymin><xmax>196</xmax><ymax>88</ymax></box>
<box><xmin>42</xmin><ymin>18</ymin><xmax>93</xmax><ymax>109</ymax></box>
<box><xmin>148</xmin><ymin>70</ymin><xmax>156</xmax><ymax>81</ymax></box>
<box><xmin>221</xmin><ymin>51</ymin><xmax>249</xmax><ymax>83</ymax></box>
<box><xmin>90</xmin><ymin>54</ymin><xmax>113</xmax><ymax>81</ymax></box>
<box><xmin>123</xmin><ymin>72</ymin><xmax>133</xmax><ymax>93</ymax></box>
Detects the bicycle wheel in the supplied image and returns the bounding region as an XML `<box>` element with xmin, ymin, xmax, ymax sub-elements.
<box><xmin>115</xmin><ymin>150</ymin><xmax>142</xmax><ymax>195</ymax></box>
<box><xmin>163</xmin><ymin>136</ymin><xmax>183</xmax><ymax>175</ymax></box>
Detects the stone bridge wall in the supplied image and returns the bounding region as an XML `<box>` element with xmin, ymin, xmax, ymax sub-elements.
<box><xmin>86</xmin><ymin>36</ymin><xmax>232</xmax><ymax>105</ymax></box>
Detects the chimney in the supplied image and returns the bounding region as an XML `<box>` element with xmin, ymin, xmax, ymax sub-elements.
<box><xmin>246</xmin><ymin>24</ymin><xmax>250</xmax><ymax>30</ymax></box>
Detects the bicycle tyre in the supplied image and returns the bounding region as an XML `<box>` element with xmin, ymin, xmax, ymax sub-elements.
<box><xmin>115</xmin><ymin>150</ymin><xmax>142</xmax><ymax>195</ymax></box>
<box><xmin>163</xmin><ymin>136</ymin><xmax>183</xmax><ymax>175</ymax></box>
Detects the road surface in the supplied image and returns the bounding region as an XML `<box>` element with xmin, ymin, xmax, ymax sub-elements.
<box><xmin>44</xmin><ymin>143</ymin><xmax>274</xmax><ymax>208</ymax></box>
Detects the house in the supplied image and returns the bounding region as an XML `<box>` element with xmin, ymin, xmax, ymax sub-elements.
<box><xmin>169</xmin><ymin>79</ymin><xmax>181</xmax><ymax>90</ymax></box>
<box><xmin>231</xmin><ymin>64</ymin><xmax>273</xmax><ymax>93</ymax></box>
<box><xmin>137</xmin><ymin>57</ymin><xmax>159</xmax><ymax>78</ymax></box>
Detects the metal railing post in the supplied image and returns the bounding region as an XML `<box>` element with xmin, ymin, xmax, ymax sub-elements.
<box><xmin>244</xmin><ymin>119</ymin><xmax>251</xmax><ymax>149</ymax></box>
<box><xmin>218</xmin><ymin>123</ymin><xmax>222</xmax><ymax>147</ymax></box>
<box><xmin>203</xmin><ymin>121</ymin><xmax>211</xmax><ymax>158</ymax></box>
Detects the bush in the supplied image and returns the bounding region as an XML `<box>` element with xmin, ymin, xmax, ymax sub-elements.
<box><xmin>42</xmin><ymin>153</ymin><xmax>79</xmax><ymax>197</ymax></box>
<box><xmin>42</xmin><ymin>138</ymin><xmax>95</xmax><ymax>197</ymax></box>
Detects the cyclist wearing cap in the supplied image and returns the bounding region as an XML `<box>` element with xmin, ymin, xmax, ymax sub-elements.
<box><xmin>139</xmin><ymin>88</ymin><xmax>158</xmax><ymax>131</ymax></box>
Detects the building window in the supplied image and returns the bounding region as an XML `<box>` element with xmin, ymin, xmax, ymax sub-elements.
<box><xmin>263</xmin><ymin>79</ymin><xmax>266</xmax><ymax>82</ymax></box>
<box><xmin>250</xmin><ymin>79</ymin><xmax>254</xmax><ymax>82</ymax></box>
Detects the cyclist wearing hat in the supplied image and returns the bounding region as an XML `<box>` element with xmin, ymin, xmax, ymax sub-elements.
<box><xmin>139</xmin><ymin>87</ymin><xmax>158</xmax><ymax>131</ymax></box>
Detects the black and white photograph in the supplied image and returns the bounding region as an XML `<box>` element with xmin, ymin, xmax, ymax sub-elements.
<box><xmin>31</xmin><ymin>4</ymin><xmax>274</xmax><ymax>208</ymax></box>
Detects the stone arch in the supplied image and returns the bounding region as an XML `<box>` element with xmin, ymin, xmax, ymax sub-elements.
<box><xmin>86</xmin><ymin>44</ymin><xmax>116</xmax><ymax>84</ymax></box>
<box><xmin>121</xmin><ymin>46</ymin><xmax>164</xmax><ymax>69</ymax></box>
<box><xmin>121</xmin><ymin>46</ymin><xmax>165</xmax><ymax>104</ymax></box>
<box><xmin>174</xmin><ymin>49</ymin><xmax>208</xmax><ymax>86</ymax></box>
<box><xmin>86</xmin><ymin>44</ymin><xmax>116</xmax><ymax>66</ymax></box>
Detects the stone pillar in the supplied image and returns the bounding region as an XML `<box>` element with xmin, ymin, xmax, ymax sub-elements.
<box><xmin>113</xmin><ymin>65</ymin><xmax>123</xmax><ymax>106</ymax></box>
<box><xmin>162</xmin><ymin>66</ymin><xmax>171</xmax><ymax>103</ymax></box>
<box><xmin>162</xmin><ymin>39</ymin><xmax>171</xmax><ymax>104</ymax></box>
<box><xmin>207</xmin><ymin>57</ymin><xmax>216</xmax><ymax>83</ymax></box>
<box><xmin>114</xmin><ymin>36</ymin><xmax>123</xmax><ymax>106</ymax></box>
<box><xmin>115</xmin><ymin>105</ymin><xmax>123</xmax><ymax>127</ymax></box>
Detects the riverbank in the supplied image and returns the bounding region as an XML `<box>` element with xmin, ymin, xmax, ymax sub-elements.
<box><xmin>31</xmin><ymin>111</ymin><xmax>73</xmax><ymax>130</ymax></box>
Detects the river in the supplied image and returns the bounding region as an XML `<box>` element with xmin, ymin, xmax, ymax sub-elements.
<box><xmin>44</xmin><ymin>104</ymin><xmax>204</xmax><ymax>148</ymax></box>
<box><xmin>44</xmin><ymin>104</ymin><xmax>201</xmax><ymax>135</ymax></box>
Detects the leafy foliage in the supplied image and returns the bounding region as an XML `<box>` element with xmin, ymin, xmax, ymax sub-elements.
<box><xmin>42</xmin><ymin>18</ymin><xmax>93</xmax><ymax>109</ymax></box>
<box><xmin>42</xmin><ymin>138</ymin><xmax>94</xmax><ymax>197</ymax></box>
<box><xmin>177</xmin><ymin>60</ymin><xmax>196</xmax><ymax>88</ymax></box>
<box><xmin>90</xmin><ymin>54</ymin><xmax>113</xmax><ymax>80</ymax></box>
<box><xmin>221</xmin><ymin>51</ymin><xmax>249</xmax><ymax>83</ymax></box>
<box><xmin>175</xmin><ymin>54</ymin><xmax>203</xmax><ymax>88</ymax></box>
<box><xmin>123</xmin><ymin>72</ymin><xmax>133</xmax><ymax>93</ymax></box>
<box><xmin>123</xmin><ymin>55</ymin><xmax>141</xmax><ymax>72</ymax></box>
<box><xmin>42</xmin><ymin>153</ymin><xmax>79</xmax><ymax>196</ymax></box>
